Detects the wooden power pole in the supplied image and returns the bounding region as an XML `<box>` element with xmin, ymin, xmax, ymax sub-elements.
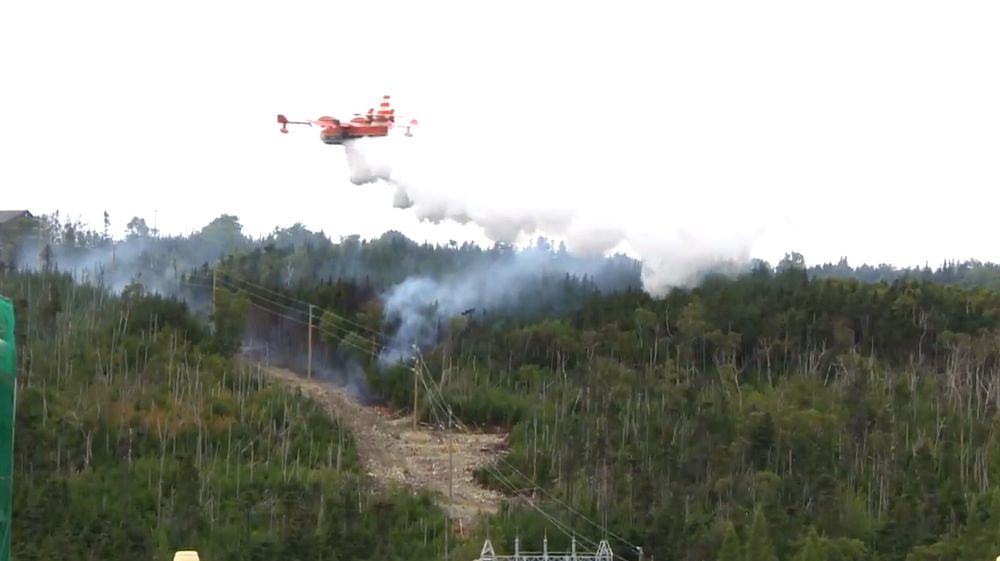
<box><xmin>448</xmin><ymin>418</ymin><xmax>454</xmax><ymax>503</ymax></box>
<box><xmin>447</xmin><ymin>412</ymin><xmax>454</xmax><ymax>553</ymax></box>
<box><xmin>307</xmin><ymin>305</ymin><xmax>314</xmax><ymax>379</ymax></box>
<box><xmin>412</xmin><ymin>357</ymin><xmax>420</xmax><ymax>430</ymax></box>
<box><xmin>211</xmin><ymin>269</ymin><xmax>217</xmax><ymax>317</ymax></box>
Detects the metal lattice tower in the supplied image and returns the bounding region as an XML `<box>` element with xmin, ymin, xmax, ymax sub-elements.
<box><xmin>475</xmin><ymin>536</ymin><xmax>615</xmax><ymax>561</ymax></box>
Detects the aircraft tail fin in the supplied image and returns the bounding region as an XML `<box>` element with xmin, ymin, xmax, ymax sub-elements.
<box><xmin>376</xmin><ymin>95</ymin><xmax>395</xmax><ymax>122</ymax></box>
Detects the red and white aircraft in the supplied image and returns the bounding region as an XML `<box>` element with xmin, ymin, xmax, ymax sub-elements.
<box><xmin>277</xmin><ymin>95</ymin><xmax>418</xmax><ymax>145</ymax></box>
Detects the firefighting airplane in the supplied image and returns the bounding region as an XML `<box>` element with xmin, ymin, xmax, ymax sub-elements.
<box><xmin>277</xmin><ymin>95</ymin><xmax>418</xmax><ymax>145</ymax></box>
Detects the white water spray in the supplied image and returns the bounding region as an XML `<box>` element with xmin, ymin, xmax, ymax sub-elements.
<box><xmin>340</xmin><ymin>134</ymin><xmax>767</xmax><ymax>297</ymax></box>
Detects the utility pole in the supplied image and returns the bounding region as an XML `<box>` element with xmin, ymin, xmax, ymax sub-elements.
<box><xmin>446</xmin><ymin>365</ymin><xmax>454</xmax><ymax>560</ymax></box>
<box><xmin>307</xmin><ymin>305</ymin><xmax>314</xmax><ymax>379</ymax></box>
<box><xmin>211</xmin><ymin>269</ymin><xmax>217</xmax><ymax>317</ymax></box>
<box><xmin>448</xmin><ymin>416</ymin><xmax>454</xmax><ymax>504</ymax></box>
<box><xmin>448</xmin><ymin>413</ymin><xmax>454</xmax><ymax>544</ymax></box>
<box><xmin>412</xmin><ymin>354</ymin><xmax>420</xmax><ymax>430</ymax></box>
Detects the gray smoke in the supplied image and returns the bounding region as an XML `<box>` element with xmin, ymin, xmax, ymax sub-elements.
<box><xmin>338</xmin><ymin>134</ymin><xmax>768</xmax><ymax>364</ymax></box>
<box><xmin>10</xmin><ymin>213</ymin><xmax>252</xmax><ymax>303</ymax></box>
<box><xmin>243</xmin><ymin>330</ymin><xmax>375</xmax><ymax>404</ymax></box>
<box><xmin>377</xmin><ymin>243</ymin><xmax>640</xmax><ymax>364</ymax></box>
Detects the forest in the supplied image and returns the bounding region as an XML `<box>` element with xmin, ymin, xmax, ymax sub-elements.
<box><xmin>4</xmin><ymin>211</ymin><xmax>1000</xmax><ymax>561</ymax></box>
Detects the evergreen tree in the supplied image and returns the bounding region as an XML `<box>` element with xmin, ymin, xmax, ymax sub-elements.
<box><xmin>794</xmin><ymin>527</ymin><xmax>825</xmax><ymax>561</ymax></box>
<box><xmin>747</xmin><ymin>511</ymin><xmax>777</xmax><ymax>561</ymax></box>
<box><xmin>719</xmin><ymin>521</ymin><xmax>742</xmax><ymax>561</ymax></box>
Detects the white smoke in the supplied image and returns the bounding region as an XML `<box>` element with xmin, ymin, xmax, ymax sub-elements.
<box><xmin>377</xmin><ymin>243</ymin><xmax>641</xmax><ymax>364</ymax></box>
<box><xmin>339</xmin><ymin>133</ymin><xmax>771</xmax><ymax>297</ymax></box>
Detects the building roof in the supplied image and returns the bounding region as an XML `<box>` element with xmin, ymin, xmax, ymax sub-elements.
<box><xmin>0</xmin><ymin>211</ymin><xmax>32</xmax><ymax>225</ymax></box>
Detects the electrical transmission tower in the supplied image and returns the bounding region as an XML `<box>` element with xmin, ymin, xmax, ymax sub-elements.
<box><xmin>475</xmin><ymin>536</ymin><xmax>617</xmax><ymax>561</ymax></box>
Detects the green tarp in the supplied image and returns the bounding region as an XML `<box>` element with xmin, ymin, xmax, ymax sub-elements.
<box><xmin>0</xmin><ymin>296</ymin><xmax>13</xmax><ymax>374</ymax></box>
<box><xmin>0</xmin><ymin>295</ymin><xmax>14</xmax><ymax>561</ymax></box>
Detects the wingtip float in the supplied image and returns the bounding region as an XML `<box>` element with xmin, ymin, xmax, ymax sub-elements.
<box><xmin>277</xmin><ymin>95</ymin><xmax>418</xmax><ymax>145</ymax></box>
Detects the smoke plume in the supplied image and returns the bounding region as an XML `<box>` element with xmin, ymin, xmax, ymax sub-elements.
<box><xmin>340</xmin><ymin>135</ymin><xmax>766</xmax><ymax>297</ymax></box>
<box><xmin>243</xmin><ymin>319</ymin><xmax>376</xmax><ymax>404</ymax></box>
<box><xmin>378</xmin><ymin>242</ymin><xmax>641</xmax><ymax>364</ymax></box>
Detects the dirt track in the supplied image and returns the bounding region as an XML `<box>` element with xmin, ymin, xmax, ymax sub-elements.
<box><xmin>261</xmin><ymin>364</ymin><xmax>508</xmax><ymax>531</ymax></box>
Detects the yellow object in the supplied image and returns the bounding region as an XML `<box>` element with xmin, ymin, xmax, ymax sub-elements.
<box><xmin>173</xmin><ymin>551</ymin><xmax>200</xmax><ymax>561</ymax></box>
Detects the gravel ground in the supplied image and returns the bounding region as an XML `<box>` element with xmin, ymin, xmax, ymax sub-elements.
<box><xmin>261</xmin><ymin>364</ymin><xmax>509</xmax><ymax>531</ymax></box>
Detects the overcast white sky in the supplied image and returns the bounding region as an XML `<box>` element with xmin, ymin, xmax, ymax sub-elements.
<box><xmin>2</xmin><ymin>0</ymin><xmax>998</xmax><ymax>269</ymax></box>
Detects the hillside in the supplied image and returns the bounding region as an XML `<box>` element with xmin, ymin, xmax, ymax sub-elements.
<box><xmin>5</xmin><ymin>214</ymin><xmax>1000</xmax><ymax>561</ymax></box>
<box><xmin>0</xmin><ymin>270</ymin><xmax>453</xmax><ymax>561</ymax></box>
<box><xmin>200</xmin><ymin>232</ymin><xmax>1000</xmax><ymax>561</ymax></box>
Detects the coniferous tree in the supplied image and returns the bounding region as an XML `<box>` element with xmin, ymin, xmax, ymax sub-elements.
<box><xmin>747</xmin><ymin>510</ymin><xmax>777</xmax><ymax>561</ymax></box>
<box><xmin>719</xmin><ymin>521</ymin><xmax>742</xmax><ymax>561</ymax></box>
<box><xmin>793</xmin><ymin>527</ymin><xmax>825</xmax><ymax>561</ymax></box>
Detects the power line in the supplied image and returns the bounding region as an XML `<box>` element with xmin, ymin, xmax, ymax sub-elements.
<box><xmin>241</xmin><ymin>299</ymin><xmax>382</xmax><ymax>359</ymax></box>
<box><xmin>412</xmin><ymin>354</ymin><xmax>601</xmax><ymax>554</ymax></box>
<box><xmin>207</xmin><ymin>277</ymin><xmax>387</xmax><ymax>355</ymax></box>
<box><xmin>191</xmin><ymin>271</ymin><xmax>642</xmax><ymax>558</ymax></box>
<box><xmin>187</xmin><ymin>276</ymin><xmax>382</xmax><ymax>357</ymax></box>
<box><xmin>218</xmin><ymin>272</ymin><xmax>385</xmax><ymax>339</ymax></box>
<box><xmin>413</xmin><ymin>352</ymin><xmax>638</xmax><ymax>561</ymax></box>
<box><xmin>188</xmin><ymin>272</ymin><xmax>389</xmax><ymax>355</ymax></box>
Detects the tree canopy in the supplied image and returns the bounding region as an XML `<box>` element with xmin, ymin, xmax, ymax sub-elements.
<box><xmin>6</xmin><ymin>213</ymin><xmax>1000</xmax><ymax>561</ymax></box>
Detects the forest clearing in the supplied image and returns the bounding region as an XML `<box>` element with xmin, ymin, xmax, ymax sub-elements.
<box><xmin>259</xmin><ymin>363</ymin><xmax>508</xmax><ymax>532</ymax></box>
